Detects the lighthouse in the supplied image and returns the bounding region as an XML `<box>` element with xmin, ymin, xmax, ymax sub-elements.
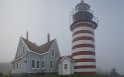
<box><xmin>70</xmin><ymin>0</ymin><xmax>98</xmax><ymax>74</ymax></box>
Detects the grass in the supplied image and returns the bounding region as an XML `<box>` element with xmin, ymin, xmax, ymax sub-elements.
<box><xmin>21</xmin><ymin>74</ymin><xmax>112</xmax><ymax>77</ymax></box>
<box><xmin>2</xmin><ymin>74</ymin><xmax>124</xmax><ymax>77</ymax></box>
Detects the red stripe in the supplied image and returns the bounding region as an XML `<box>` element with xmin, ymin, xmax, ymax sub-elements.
<box><xmin>71</xmin><ymin>23</ymin><xmax>94</xmax><ymax>31</ymax></box>
<box><xmin>74</xmin><ymin>59</ymin><xmax>96</xmax><ymax>62</ymax></box>
<box><xmin>72</xmin><ymin>44</ymin><xmax>95</xmax><ymax>49</ymax></box>
<box><xmin>73</xmin><ymin>30</ymin><xmax>94</xmax><ymax>36</ymax></box>
<box><xmin>73</xmin><ymin>37</ymin><xmax>94</xmax><ymax>42</ymax></box>
<box><xmin>75</xmin><ymin>65</ymin><xmax>96</xmax><ymax>69</ymax></box>
<box><xmin>75</xmin><ymin>72</ymin><xmax>96</xmax><ymax>74</ymax></box>
<box><xmin>73</xmin><ymin>51</ymin><xmax>95</xmax><ymax>56</ymax></box>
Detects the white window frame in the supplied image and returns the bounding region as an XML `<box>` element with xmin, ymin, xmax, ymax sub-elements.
<box><xmin>51</xmin><ymin>50</ymin><xmax>54</xmax><ymax>57</ymax></box>
<box><xmin>13</xmin><ymin>63</ymin><xmax>15</xmax><ymax>70</ymax></box>
<box><xmin>50</xmin><ymin>60</ymin><xmax>54</xmax><ymax>69</ymax></box>
<box><xmin>16</xmin><ymin>61</ymin><xmax>18</xmax><ymax>69</ymax></box>
<box><xmin>41</xmin><ymin>60</ymin><xmax>45</xmax><ymax>69</ymax></box>
<box><xmin>64</xmin><ymin>64</ymin><xmax>68</xmax><ymax>69</ymax></box>
<box><xmin>31</xmin><ymin>59</ymin><xmax>36</xmax><ymax>69</ymax></box>
<box><xmin>36</xmin><ymin>60</ymin><xmax>40</xmax><ymax>69</ymax></box>
<box><xmin>23</xmin><ymin>59</ymin><xmax>27</xmax><ymax>63</ymax></box>
<box><xmin>55</xmin><ymin>52</ymin><xmax>57</xmax><ymax>58</ymax></box>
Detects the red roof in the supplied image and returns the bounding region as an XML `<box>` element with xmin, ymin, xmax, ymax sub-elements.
<box><xmin>22</xmin><ymin>37</ymin><xmax>55</xmax><ymax>54</ymax></box>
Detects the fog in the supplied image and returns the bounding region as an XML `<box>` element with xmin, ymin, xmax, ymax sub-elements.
<box><xmin>0</xmin><ymin>0</ymin><xmax>124</xmax><ymax>75</ymax></box>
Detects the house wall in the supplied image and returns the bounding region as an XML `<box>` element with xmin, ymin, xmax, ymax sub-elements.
<box><xmin>58</xmin><ymin>58</ymin><xmax>74</xmax><ymax>75</ymax></box>
<box><xmin>28</xmin><ymin>52</ymin><xmax>48</xmax><ymax>73</ymax></box>
<box><xmin>58</xmin><ymin>63</ymin><xmax>62</xmax><ymax>75</ymax></box>
<box><xmin>12</xmin><ymin>54</ymin><xmax>29</xmax><ymax>74</ymax></box>
<box><xmin>12</xmin><ymin>38</ymin><xmax>29</xmax><ymax>74</ymax></box>
<box><xmin>26</xmin><ymin>40</ymin><xmax>60</xmax><ymax>74</ymax></box>
<box><xmin>15</xmin><ymin>38</ymin><xmax>29</xmax><ymax>59</ymax></box>
<box><xmin>48</xmin><ymin>41</ymin><xmax>60</xmax><ymax>73</ymax></box>
<box><xmin>12</xmin><ymin>39</ymin><xmax>60</xmax><ymax>74</ymax></box>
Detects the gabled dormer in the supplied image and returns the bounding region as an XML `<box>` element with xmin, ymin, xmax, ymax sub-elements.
<box><xmin>48</xmin><ymin>39</ymin><xmax>60</xmax><ymax>60</ymax></box>
<box><xmin>15</xmin><ymin>37</ymin><xmax>29</xmax><ymax>59</ymax></box>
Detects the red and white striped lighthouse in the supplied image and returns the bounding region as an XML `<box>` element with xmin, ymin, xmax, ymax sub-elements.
<box><xmin>70</xmin><ymin>1</ymin><xmax>98</xmax><ymax>74</ymax></box>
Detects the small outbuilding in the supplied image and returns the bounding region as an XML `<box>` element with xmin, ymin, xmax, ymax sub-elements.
<box><xmin>58</xmin><ymin>56</ymin><xmax>74</xmax><ymax>75</ymax></box>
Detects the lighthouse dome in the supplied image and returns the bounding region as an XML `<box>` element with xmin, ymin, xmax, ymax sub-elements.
<box><xmin>75</xmin><ymin>1</ymin><xmax>90</xmax><ymax>12</ymax></box>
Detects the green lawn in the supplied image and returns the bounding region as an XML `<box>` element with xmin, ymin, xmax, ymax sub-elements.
<box><xmin>21</xmin><ymin>74</ymin><xmax>112</xmax><ymax>77</ymax></box>
<box><xmin>3</xmin><ymin>74</ymin><xmax>124</xmax><ymax>77</ymax></box>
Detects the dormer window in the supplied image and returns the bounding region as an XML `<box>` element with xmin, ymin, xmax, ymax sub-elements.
<box><xmin>52</xmin><ymin>50</ymin><xmax>54</xmax><ymax>56</ymax></box>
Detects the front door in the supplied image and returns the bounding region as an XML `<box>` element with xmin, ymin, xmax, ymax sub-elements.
<box><xmin>63</xmin><ymin>64</ymin><xmax>71</xmax><ymax>75</ymax></box>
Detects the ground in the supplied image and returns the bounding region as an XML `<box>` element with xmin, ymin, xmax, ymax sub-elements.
<box><xmin>2</xmin><ymin>74</ymin><xmax>124</xmax><ymax>77</ymax></box>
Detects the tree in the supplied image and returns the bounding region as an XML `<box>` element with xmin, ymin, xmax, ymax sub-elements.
<box><xmin>0</xmin><ymin>62</ymin><xmax>11</xmax><ymax>74</ymax></box>
<box><xmin>110</xmin><ymin>68</ymin><xmax>119</xmax><ymax>76</ymax></box>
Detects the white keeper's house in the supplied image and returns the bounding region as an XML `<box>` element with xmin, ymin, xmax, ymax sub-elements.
<box><xmin>11</xmin><ymin>34</ymin><xmax>74</xmax><ymax>75</ymax></box>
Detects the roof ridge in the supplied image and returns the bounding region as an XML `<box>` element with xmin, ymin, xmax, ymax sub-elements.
<box><xmin>21</xmin><ymin>37</ymin><xmax>37</xmax><ymax>44</ymax></box>
<box><xmin>58</xmin><ymin>55</ymin><xmax>73</xmax><ymax>62</ymax></box>
<box><xmin>39</xmin><ymin>39</ymin><xmax>55</xmax><ymax>47</ymax></box>
<box><xmin>21</xmin><ymin>37</ymin><xmax>55</xmax><ymax>47</ymax></box>
<box><xmin>21</xmin><ymin>37</ymin><xmax>55</xmax><ymax>54</ymax></box>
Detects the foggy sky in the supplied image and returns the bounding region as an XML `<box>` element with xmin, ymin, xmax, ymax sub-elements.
<box><xmin>0</xmin><ymin>0</ymin><xmax>124</xmax><ymax>75</ymax></box>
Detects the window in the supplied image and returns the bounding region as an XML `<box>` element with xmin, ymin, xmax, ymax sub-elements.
<box><xmin>23</xmin><ymin>47</ymin><xmax>25</xmax><ymax>53</ymax></box>
<box><xmin>52</xmin><ymin>50</ymin><xmax>54</xmax><ymax>56</ymax></box>
<box><xmin>18</xmin><ymin>52</ymin><xmax>20</xmax><ymax>56</ymax></box>
<box><xmin>37</xmin><ymin>61</ymin><xmax>39</xmax><ymax>68</ymax></box>
<box><xmin>24</xmin><ymin>60</ymin><xmax>27</xmax><ymax>63</ymax></box>
<box><xmin>16</xmin><ymin>62</ymin><xmax>18</xmax><ymax>69</ymax></box>
<box><xmin>41</xmin><ymin>60</ymin><xmax>45</xmax><ymax>69</ymax></box>
<box><xmin>50</xmin><ymin>61</ymin><xmax>53</xmax><ymax>68</ymax></box>
<box><xmin>64</xmin><ymin>64</ymin><xmax>68</xmax><ymax>69</ymax></box>
<box><xmin>32</xmin><ymin>60</ymin><xmax>35</xmax><ymax>68</ymax></box>
<box><xmin>55</xmin><ymin>52</ymin><xmax>57</xmax><ymax>58</ymax></box>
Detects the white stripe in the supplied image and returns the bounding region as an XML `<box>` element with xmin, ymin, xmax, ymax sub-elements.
<box><xmin>74</xmin><ymin>62</ymin><xmax>96</xmax><ymax>66</ymax></box>
<box><xmin>73</xmin><ymin>33</ymin><xmax>94</xmax><ymax>39</ymax></box>
<box><xmin>73</xmin><ymin>26</ymin><xmax>94</xmax><ymax>33</ymax></box>
<box><xmin>72</xmin><ymin>47</ymin><xmax>95</xmax><ymax>53</ymax></box>
<box><xmin>74</xmin><ymin>68</ymin><xmax>96</xmax><ymax>72</ymax></box>
<box><xmin>72</xmin><ymin>40</ymin><xmax>94</xmax><ymax>46</ymax></box>
<box><xmin>73</xmin><ymin>55</ymin><xmax>95</xmax><ymax>59</ymax></box>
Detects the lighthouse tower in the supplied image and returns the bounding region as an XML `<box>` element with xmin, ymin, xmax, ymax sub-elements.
<box><xmin>70</xmin><ymin>0</ymin><xmax>98</xmax><ymax>74</ymax></box>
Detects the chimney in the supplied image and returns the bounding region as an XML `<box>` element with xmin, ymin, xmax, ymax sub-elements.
<box><xmin>47</xmin><ymin>33</ymin><xmax>50</xmax><ymax>42</ymax></box>
<box><xmin>26</xmin><ymin>31</ymin><xmax>28</xmax><ymax>40</ymax></box>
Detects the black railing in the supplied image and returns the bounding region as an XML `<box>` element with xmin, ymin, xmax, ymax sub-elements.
<box><xmin>69</xmin><ymin>8</ymin><xmax>98</xmax><ymax>25</ymax></box>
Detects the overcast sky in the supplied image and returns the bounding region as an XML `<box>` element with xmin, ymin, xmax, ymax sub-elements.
<box><xmin>0</xmin><ymin>0</ymin><xmax>124</xmax><ymax>75</ymax></box>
